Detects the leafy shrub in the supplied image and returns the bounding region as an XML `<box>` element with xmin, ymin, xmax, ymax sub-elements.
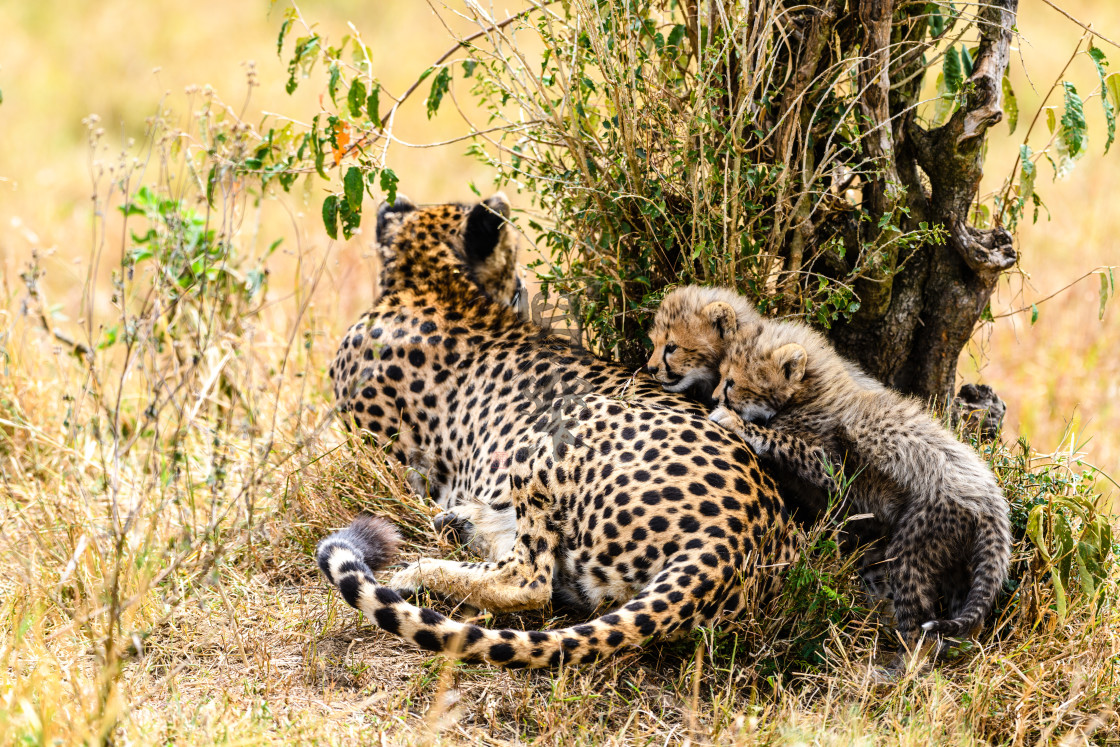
<box><xmin>272</xmin><ymin>1</ymin><xmax>1119</xmax><ymax>373</ymax></box>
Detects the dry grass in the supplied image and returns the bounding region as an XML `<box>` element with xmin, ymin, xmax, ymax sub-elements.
<box><xmin>1</xmin><ymin>1</ymin><xmax>1119</xmax><ymax>744</ymax></box>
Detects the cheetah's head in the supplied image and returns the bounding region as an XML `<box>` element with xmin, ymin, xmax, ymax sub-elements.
<box><xmin>646</xmin><ymin>286</ymin><xmax>754</xmax><ymax>400</ymax></box>
<box><xmin>375</xmin><ymin>193</ymin><xmax>527</xmax><ymax>316</ymax></box>
<box><xmin>713</xmin><ymin>326</ymin><xmax>807</xmax><ymax>425</ymax></box>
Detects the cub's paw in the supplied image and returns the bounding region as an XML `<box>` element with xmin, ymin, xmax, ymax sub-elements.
<box><xmin>711</xmin><ymin>408</ymin><xmax>767</xmax><ymax>454</ymax></box>
<box><xmin>736</xmin><ymin>424</ymin><xmax>772</xmax><ymax>456</ymax></box>
<box><xmin>709</xmin><ymin>405</ymin><xmax>745</xmax><ymax>433</ymax></box>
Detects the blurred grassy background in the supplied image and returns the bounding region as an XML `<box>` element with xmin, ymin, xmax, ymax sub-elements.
<box><xmin>0</xmin><ymin>0</ymin><xmax>1116</xmax><ymax>479</ymax></box>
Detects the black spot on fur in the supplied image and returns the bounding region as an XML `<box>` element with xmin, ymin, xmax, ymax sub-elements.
<box><xmin>489</xmin><ymin>642</ymin><xmax>516</xmax><ymax>662</ymax></box>
<box><xmin>420</xmin><ymin>608</ymin><xmax>444</xmax><ymax>626</ymax></box>
<box><xmin>374</xmin><ymin>607</ymin><xmax>400</xmax><ymax>634</ymax></box>
<box><xmin>338</xmin><ymin>575</ymin><xmax>361</xmax><ymax>608</ymax></box>
<box><xmin>414</xmin><ymin>629</ymin><xmax>442</xmax><ymax>651</ymax></box>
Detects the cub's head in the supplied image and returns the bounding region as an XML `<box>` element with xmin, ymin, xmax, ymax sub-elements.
<box><xmin>646</xmin><ymin>286</ymin><xmax>757</xmax><ymax>398</ymax></box>
<box><xmin>375</xmin><ymin>193</ymin><xmax>527</xmax><ymax>314</ymax></box>
<box><xmin>713</xmin><ymin>327</ymin><xmax>808</xmax><ymax>425</ymax></box>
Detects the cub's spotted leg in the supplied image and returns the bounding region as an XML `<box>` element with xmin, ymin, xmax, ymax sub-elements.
<box><xmin>388</xmin><ymin>457</ymin><xmax>559</xmax><ymax>613</ymax></box>
<box><xmin>840</xmin><ymin>473</ymin><xmax>895</xmax><ymax>609</ymax></box>
<box><xmin>885</xmin><ymin>503</ymin><xmax>972</xmax><ymax>660</ymax></box>
<box><xmin>709</xmin><ymin>406</ymin><xmax>838</xmax><ymax>493</ymax></box>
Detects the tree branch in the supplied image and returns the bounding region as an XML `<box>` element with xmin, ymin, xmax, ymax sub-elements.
<box><xmin>910</xmin><ymin>0</ymin><xmax>1020</xmax><ymax>277</ymax></box>
<box><xmin>852</xmin><ymin>0</ymin><xmax>904</xmax><ymax>319</ymax></box>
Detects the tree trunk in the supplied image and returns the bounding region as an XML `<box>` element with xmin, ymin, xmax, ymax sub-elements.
<box><xmin>827</xmin><ymin>0</ymin><xmax>1019</xmax><ymax>404</ymax></box>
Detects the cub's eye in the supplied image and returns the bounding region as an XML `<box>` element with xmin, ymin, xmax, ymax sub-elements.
<box><xmin>665</xmin><ymin>343</ymin><xmax>678</xmax><ymax>353</ymax></box>
<box><xmin>724</xmin><ymin>379</ymin><xmax>735</xmax><ymax>391</ymax></box>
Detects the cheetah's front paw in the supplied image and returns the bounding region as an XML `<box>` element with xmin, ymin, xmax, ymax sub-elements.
<box><xmin>387</xmin><ymin>562</ymin><xmax>424</xmax><ymax>596</ymax></box>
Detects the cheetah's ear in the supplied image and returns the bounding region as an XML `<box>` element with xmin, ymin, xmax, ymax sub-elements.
<box><xmin>464</xmin><ymin>193</ymin><xmax>512</xmax><ymax>263</ymax></box>
<box><xmin>376</xmin><ymin>195</ymin><xmax>417</xmax><ymax>246</ymax></box>
<box><xmin>702</xmin><ymin>301</ymin><xmax>739</xmax><ymax>339</ymax></box>
<box><xmin>773</xmin><ymin>343</ymin><xmax>807</xmax><ymax>383</ymax></box>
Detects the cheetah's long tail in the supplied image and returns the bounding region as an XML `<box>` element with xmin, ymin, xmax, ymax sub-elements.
<box><xmin>316</xmin><ymin>516</ymin><xmax>689</xmax><ymax>668</ymax></box>
<box><xmin>921</xmin><ymin>505</ymin><xmax>1011</xmax><ymax>637</ymax></box>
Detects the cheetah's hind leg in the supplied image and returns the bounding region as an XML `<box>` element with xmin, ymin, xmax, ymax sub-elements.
<box><xmin>389</xmin><ymin>466</ymin><xmax>559</xmax><ymax>613</ymax></box>
<box><xmin>429</xmin><ymin>496</ymin><xmax>517</xmax><ymax>562</ymax></box>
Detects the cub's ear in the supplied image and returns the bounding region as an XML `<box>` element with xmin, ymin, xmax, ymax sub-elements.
<box><xmin>738</xmin><ymin>321</ymin><xmax>764</xmax><ymax>342</ymax></box>
<box><xmin>702</xmin><ymin>301</ymin><xmax>739</xmax><ymax>338</ymax></box>
<box><xmin>464</xmin><ymin>192</ymin><xmax>512</xmax><ymax>263</ymax></box>
<box><xmin>773</xmin><ymin>343</ymin><xmax>807</xmax><ymax>383</ymax></box>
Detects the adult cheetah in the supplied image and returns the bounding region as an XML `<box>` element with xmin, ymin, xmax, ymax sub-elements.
<box><xmin>317</xmin><ymin>194</ymin><xmax>798</xmax><ymax>667</ymax></box>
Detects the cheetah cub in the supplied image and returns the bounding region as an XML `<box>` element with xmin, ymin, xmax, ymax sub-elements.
<box><xmin>648</xmin><ymin>286</ymin><xmax>886</xmax><ymax>548</ymax></box>
<box><xmin>710</xmin><ymin>318</ymin><xmax>1011</xmax><ymax>645</ymax></box>
<box><xmin>646</xmin><ymin>285</ymin><xmax>763</xmax><ymax>403</ymax></box>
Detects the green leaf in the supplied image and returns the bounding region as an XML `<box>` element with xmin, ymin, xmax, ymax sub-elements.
<box><xmin>1002</xmin><ymin>75</ymin><xmax>1018</xmax><ymax>135</ymax></box>
<box><xmin>343</xmin><ymin>166</ymin><xmax>364</xmax><ymax>212</ymax></box>
<box><xmin>206</xmin><ymin>165</ymin><xmax>219</xmax><ymax>207</ymax></box>
<box><xmin>1046</xmin><ymin>107</ymin><xmax>1057</xmax><ymax>134</ymax></box>
<box><xmin>311</xmin><ymin>116</ymin><xmax>328</xmax><ymax>180</ymax></box>
<box><xmin>98</xmin><ymin>325</ymin><xmax>120</xmax><ymax>350</ymax></box>
<box><xmin>1027</xmin><ymin>503</ymin><xmax>1069</xmax><ymax>622</ymax></box>
<box><xmin>926</xmin><ymin>3</ymin><xmax>945</xmax><ymax>37</ymax></box>
<box><xmin>379</xmin><ymin>168</ymin><xmax>399</xmax><ymax>205</ymax></box>
<box><xmin>1019</xmin><ymin>144</ymin><xmax>1036</xmax><ymax>203</ymax></box>
<box><xmin>245</xmin><ymin>268</ymin><xmax>267</xmax><ymax>297</ymax></box>
<box><xmin>340</xmin><ymin>199</ymin><xmax>361</xmax><ymax>239</ymax></box>
<box><xmin>129</xmin><ymin>246</ymin><xmax>154</xmax><ymax>264</ymax></box>
<box><xmin>1030</xmin><ymin>303</ymin><xmax>1039</xmax><ymax>325</ymax></box>
<box><xmin>1031</xmin><ymin>192</ymin><xmax>1047</xmax><ymax>224</ymax></box>
<box><xmin>328</xmin><ymin>63</ymin><xmax>341</xmax><ymax>104</ymax></box>
<box><xmin>933</xmin><ymin>73</ymin><xmax>954</xmax><ymax>125</ymax></box>
<box><xmin>1106</xmin><ymin>73</ymin><xmax>1120</xmax><ymax>126</ymax></box>
<box><xmin>348</xmin><ymin>78</ymin><xmax>367</xmax><ymax>119</ymax></box>
<box><xmin>426</xmin><ymin>67</ymin><xmax>452</xmax><ymax>119</ymax></box>
<box><xmin>1088</xmin><ymin>46</ymin><xmax>1115</xmax><ymax>153</ymax></box>
<box><xmin>1060</xmin><ymin>82</ymin><xmax>1088</xmax><ymax>159</ymax></box>
<box><xmin>960</xmin><ymin>45</ymin><xmax>974</xmax><ymax>78</ymax></box>
<box><xmin>943</xmin><ymin>45</ymin><xmax>963</xmax><ymax>95</ymax></box>
<box><xmin>286</xmin><ymin>35</ymin><xmax>320</xmax><ymax>95</ymax></box>
<box><xmin>366</xmin><ymin>84</ymin><xmax>382</xmax><ymax>129</ymax></box>
<box><xmin>322</xmin><ymin>194</ymin><xmax>340</xmax><ymax>240</ymax></box>
<box><xmin>462</xmin><ymin>60</ymin><xmax>478</xmax><ymax>78</ymax></box>
<box><xmin>0</xmin><ymin>88</ymin><xmax>4</xmax><ymax>106</ymax></box>
<box><xmin>277</xmin><ymin>18</ymin><xmax>293</xmax><ymax>56</ymax></box>
<box><xmin>1100</xmin><ymin>271</ymin><xmax>1112</xmax><ymax>320</ymax></box>
<box><xmin>1055</xmin><ymin>512</ymin><xmax>1075</xmax><ymax>593</ymax></box>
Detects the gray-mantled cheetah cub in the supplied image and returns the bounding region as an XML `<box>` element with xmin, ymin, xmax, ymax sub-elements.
<box><xmin>709</xmin><ymin>318</ymin><xmax>1012</xmax><ymax>645</ymax></box>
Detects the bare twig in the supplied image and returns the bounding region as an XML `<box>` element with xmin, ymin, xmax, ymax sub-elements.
<box><xmin>1039</xmin><ymin>0</ymin><xmax>1120</xmax><ymax>50</ymax></box>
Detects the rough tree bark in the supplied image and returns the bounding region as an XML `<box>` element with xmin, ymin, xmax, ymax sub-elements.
<box><xmin>827</xmin><ymin>0</ymin><xmax>1020</xmax><ymax>404</ymax></box>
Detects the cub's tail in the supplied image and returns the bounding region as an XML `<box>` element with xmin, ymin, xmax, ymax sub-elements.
<box><xmin>316</xmin><ymin>516</ymin><xmax>685</xmax><ymax>668</ymax></box>
<box><xmin>921</xmin><ymin>505</ymin><xmax>1011</xmax><ymax>637</ymax></box>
